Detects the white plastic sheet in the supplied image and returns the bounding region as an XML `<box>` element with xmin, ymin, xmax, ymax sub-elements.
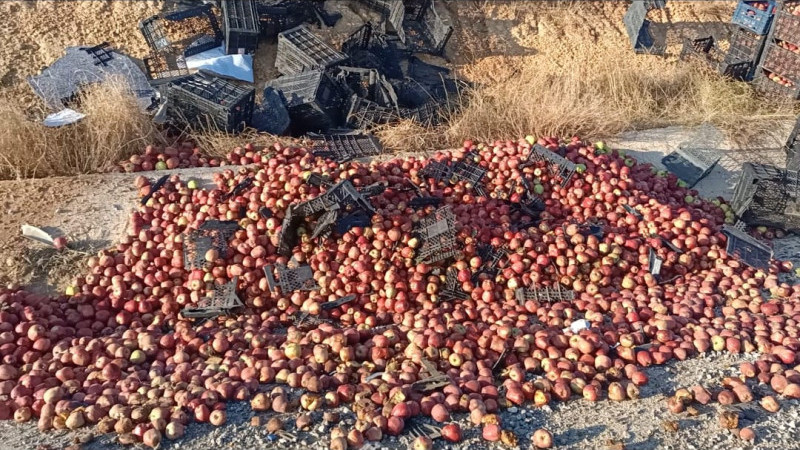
<box><xmin>185</xmin><ymin>46</ymin><xmax>254</xmax><ymax>83</ymax></box>
<box><xmin>42</xmin><ymin>109</ymin><xmax>85</xmax><ymax>127</ymax></box>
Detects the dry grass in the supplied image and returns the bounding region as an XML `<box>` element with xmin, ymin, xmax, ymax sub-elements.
<box><xmin>379</xmin><ymin>51</ymin><xmax>797</xmax><ymax>154</ymax></box>
<box><xmin>0</xmin><ymin>78</ymin><xmax>163</xmax><ymax>180</ymax></box>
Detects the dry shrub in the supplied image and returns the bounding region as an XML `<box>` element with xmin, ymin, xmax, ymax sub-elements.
<box><xmin>0</xmin><ymin>78</ymin><xmax>162</xmax><ymax>180</ymax></box>
<box><xmin>188</xmin><ymin>125</ymin><xmax>298</xmax><ymax>159</ymax></box>
<box><xmin>381</xmin><ymin>42</ymin><xmax>797</xmax><ymax>153</ymax></box>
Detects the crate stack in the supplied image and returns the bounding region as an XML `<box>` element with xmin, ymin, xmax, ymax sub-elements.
<box><xmin>721</xmin><ymin>0</ymin><xmax>776</xmax><ymax>81</ymax></box>
<box><xmin>756</xmin><ymin>1</ymin><xmax>800</xmax><ymax>99</ymax></box>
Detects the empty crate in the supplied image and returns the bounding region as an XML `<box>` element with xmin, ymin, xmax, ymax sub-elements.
<box><xmin>730</xmin><ymin>162</ymin><xmax>800</xmax><ymax>230</ymax></box>
<box><xmin>267</xmin><ymin>70</ymin><xmax>348</xmax><ymax>133</ymax></box>
<box><xmin>276</xmin><ymin>25</ymin><xmax>348</xmax><ymax>75</ymax></box>
<box><xmin>167</xmin><ymin>73</ymin><xmax>255</xmax><ymax>132</ymax></box>
<box><xmin>222</xmin><ymin>0</ymin><xmax>261</xmax><ymax>54</ymax></box>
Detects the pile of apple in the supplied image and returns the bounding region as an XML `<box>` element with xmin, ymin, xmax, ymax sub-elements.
<box><xmin>1</xmin><ymin>135</ymin><xmax>799</xmax><ymax>449</ymax></box>
<box><xmin>115</xmin><ymin>143</ymin><xmax>224</xmax><ymax>173</ymax></box>
<box><xmin>777</xmin><ymin>39</ymin><xmax>800</xmax><ymax>55</ymax></box>
<box><xmin>765</xmin><ymin>70</ymin><xmax>797</xmax><ymax>88</ymax></box>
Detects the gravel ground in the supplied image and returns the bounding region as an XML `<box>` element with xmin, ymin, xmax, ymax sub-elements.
<box><xmin>0</xmin><ymin>352</ymin><xmax>797</xmax><ymax>450</ymax></box>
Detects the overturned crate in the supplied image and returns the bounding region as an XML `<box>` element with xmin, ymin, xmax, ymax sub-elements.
<box><xmin>167</xmin><ymin>72</ymin><xmax>255</xmax><ymax>132</ymax></box>
<box><xmin>276</xmin><ymin>25</ymin><xmax>348</xmax><ymax>75</ymax></box>
<box><xmin>264</xmin><ymin>262</ymin><xmax>318</xmax><ymax>293</ymax></box>
<box><xmin>346</xmin><ymin>95</ymin><xmax>401</xmax><ymax>129</ymax></box>
<box><xmin>524</xmin><ymin>144</ymin><xmax>577</xmax><ymax>187</ymax></box>
<box><xmin>181</xmin><ymin>277</ymin><xmax>244</xmax><ymax>319</ymax></box>
<box><xmin>310</xmin><ymin>133</ymin><xmax>383</xmax><ymax>163</ymax></box>
<box><xmin>139</xmin><ymin>4</ymin><xmax>224</xmax><ymax>57</ymax></box>
<box><xmin>413</xmin><ymin>206</ymin><xmax>459</xmax><ymax>264</ymax></box>
<box><xmin>267</xmin><ymin>70</ymin><xmax>349</xmax><ymax>133</ymax></box>
<box><xmin>515</xmin><ymin>284</ymin><xmax>576</xmax><ymax>304</ymax></box>
<box><xmin>222</xmin><ymin>0</ymin><xmax>261</xmax><ymax>54</ymax></box>
<box><xmin>721</xmin><ymin>224</ymin><xmax>773</xmax><ymax>269</ymax></box>
<box><xmin>730</xmin><ymin>162</ymin><xmax>800</xmax><ymax>231</ymax></box>
<box><xmin>661</xmin><ymin>146</ymin><xmax>721</xmax><ymax>188</ymax></box>
<box><xmin>182</xmin><ymin>220</ymin><xmax>240</xmax><ymax>270</ymax></box>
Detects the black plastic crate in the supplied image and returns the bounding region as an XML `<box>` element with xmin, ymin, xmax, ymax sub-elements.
<box><xmin>623</xmin><ymin>0</ymin><xmax>655</xmax><ymax>54</ymax></box>
<box><xmin>334</xmin><ymin>66</ymin><xmax>399</xmax><ymax>108</ymax></box>
<box><xmin>222</xmin><ymin>0</ymin><xmax>260</xmax><ymax>54</ymax></box>
<box><xmin>525</xmin><ymin>144</ymin><xmax>577</xmax><ymax>187</ymax></box>
<box><xmin>139</xmin><ymin>4</ymin><xmax>224</xmax><ymax>57</ymax></box>
<box><xmin>761</xmin><ymin>41</ymin><xmax>800</xmax><ymax>81</ymax></box>
<box><xmin>731</xmin><ymin>0</ymin><xmax>777</xmax><ymax>35</ymax></box>
<box><xmin>774</xmin><ymin>2</ymin><xmax>800</xmax><ymax>46</ymax></box>
<box><xmin>404</xmin><ymin>0</ymin><xmax>432</xmax><ymax>22</ymax></box>
<box><xmin>403</xmin><ymin>0</ymin><xmax>453</xmax><ymax>56</ymax></box>
<box><xmin>721</xmin><ymin>25</ymin><xmax>768</xmax><ymax>80</ymax></box>
<box><xmin>787</xmin><ymin>116</ymin><xmax>800</xmax><ymax>170</ymax></box>
<box><xmin>754</xmin><ymin>68</ymin><xmax>800</xmax><ymax>100</ymax></box>
<box><xmin>661</xmin><ymin>146</ymin><xmax>721</xmax><ymax>188</ymax></box>
<box><xmin>357</xmin><ymin>0</ymin><xmax>406</xmax><ymax>42</ymax></box>
<box><xmin>730</xmin><ymin>162</ymin><xmax>800</xmax><ymax>230</ymax></box>
<box><xmin>341</xmin><ymin>23</ymin><xmax>407</xmax><ymax>79</ymax></box>
<box><xmin>310</xmin><ymin>133</ymin><xmax>383</xmax><ymax>163</ymax></box>
<box><xmin>256</xmin><ymin>3</ymin><xmax>305</xmax><ymax>38</ymax></box>
<box><xmin>346</xmin><ymin>95</ymin><xmax>401</xmax><ymax>129</ymax></box>
<box><xmin>167</xmin><ymin>72</ymin><xmax>255</xmax><ymax>132</ymax></box>
<box><xmin>267</xmin><ymin>70</ymin><xmax>348</xmax><ymax>133</ymax></box>
<box><xmin>143</xmin><ymin>51</ymin><xmax>190</xmax><ymax>81</ymax></box>
<box><xmin>721</xmin><ymin>224</ymin><xmax>773</xmax><ymax>269</ymax></box>
<box><xmin>276</xmin><ymin>25</ymin><xmax>348</xmax><ymax>75</ymax></box>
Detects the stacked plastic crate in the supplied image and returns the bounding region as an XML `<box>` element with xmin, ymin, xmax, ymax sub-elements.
<box><xmin>756</xmin><ymin>1</ymin><xmax>800</xmax><ymax>99</ymax></box>
<box><xmin>722</xmin><ymin>0</ymin><xmax>775</xmax><ymax>81</ymax></box>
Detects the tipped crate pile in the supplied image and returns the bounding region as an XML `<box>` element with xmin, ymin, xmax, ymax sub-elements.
<box><xmin>755</xmin><ymin>0</ymin><xmax>800</xmax><ymax>99</ymax></box>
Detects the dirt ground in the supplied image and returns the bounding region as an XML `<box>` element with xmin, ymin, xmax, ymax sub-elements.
<box><xmin>0</xmin><ymin>1</ymin><xmax>738</xmax><ymax>110</ymax></box>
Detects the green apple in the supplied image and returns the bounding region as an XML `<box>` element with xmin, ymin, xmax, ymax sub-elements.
<box><xmin>576</xmin><ymin>164</ymin><xmax>586</xmax><ymax>173</ymax></box>
<box><xmin>617</xmin><ymin>149</ymin><xmax>626</xmax><ymax>157</ymax></box>
<box><xmin>534</xmin><ymin>184</ymin><xmax>545</xmax><ymax>195</ymax></box>
<box><xmin>595</xmin><ymin>141</ymin><xmax>606</xmax><ymax>151</ymax></box>
<box><xmin>677</xmin><ymin>180</ymin><xmax>688</xmax><ymax>188</ymax></box>
<box><xmin>187</xmin><ymin>179</ymin><xmax>198</xmax><ymax>189</ymax></box>
<box><xmin>711</xmin><ymin>199</ymin><xmax>721</xmax><ymax>206</ymax></box>
<box><xmin>624</xmin><ymin>158</ymin><xmax>635</xmax><ymax>167</ymax></box>
<box><xmin>65</xmin><ymin>286</ymin><xmax>76</xmax><ymax>296</ymax></box>
<box><xmin>757</xmin><ymin>226</ymin><xmax>767</xmax><ymax>233</ymax></box>
<box><xmin>155</xmin><ymin>161</ymin><xmax>167</xmax><ymax>170</ymax></box>
<box><xmin>525</xmin><ymin>135</ymin><xmax>536</xmax><ymax>145</ymax></box>
<box><xmin>657</xmin><ymin>170</ymin><xmax>668</xmax><ymax>177</ymax></box>
<box><xmin>684</xmin><ymin>195</ymin><xmax>694</xmax><ymax>204</ymax></box>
